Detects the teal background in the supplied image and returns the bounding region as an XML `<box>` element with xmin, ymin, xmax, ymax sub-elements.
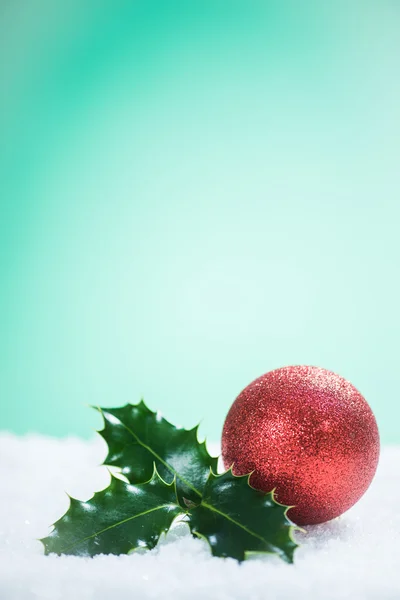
<box><xmin>1</xmin><ymin>1</ymin><xmax>399</xmax><ymax>442</ymax></box>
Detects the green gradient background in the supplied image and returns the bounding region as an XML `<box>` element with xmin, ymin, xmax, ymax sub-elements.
<box><xmin>1</xmin><ymin>1</ymin><xmax>399</xmax><ymax>442</ymax></box>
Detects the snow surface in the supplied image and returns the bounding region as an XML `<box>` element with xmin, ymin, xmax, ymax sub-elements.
<box><xmin>0</xmin><ymin>433</ymin><xmax>398</xmax><ymax>600</ymax></box>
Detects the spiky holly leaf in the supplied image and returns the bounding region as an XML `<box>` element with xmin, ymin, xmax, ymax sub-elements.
<box><xmin>40</xmin><ymin>469</ymin><xmax>181</xmax><ymax>557</ymax></box>
<box><xmin>189</xmin><ymin>469</ymin><xmax>298</xmax><ymax>563</ymax></box>
<box><xmin>96</xmin><ymin>401</ymin><xmax>217</xmax><ymax>506</ymax></box>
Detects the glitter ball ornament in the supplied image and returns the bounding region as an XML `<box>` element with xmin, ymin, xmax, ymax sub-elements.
<box><xmin>221</xmin><ymin>366</ymin><xmax>380</xmax><ymax>525</ymax></box>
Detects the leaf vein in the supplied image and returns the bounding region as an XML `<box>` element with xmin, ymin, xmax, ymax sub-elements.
<box><xmin>114</xmin><ymin>418</ymin><xmax>202</xmax><ymax>498</ymax></box>
<box><xmin>57</xmin><ymin>503</ymin><xmax>175</xmax><ymax>554</ymax></box>
<box><xmin>201</xmin><ymin>501</ymin><xmax>275</xmax><ymax>549</ymax></box>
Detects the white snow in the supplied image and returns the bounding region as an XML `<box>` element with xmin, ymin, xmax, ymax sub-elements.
<box><xmin>0</xmin><ymin>433</ymin><xmax>398</xmax><ymax>600</ymax></box>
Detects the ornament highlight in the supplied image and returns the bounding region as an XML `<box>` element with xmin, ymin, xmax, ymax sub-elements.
<box><xmin>221</xmin><ymin>365</ymin><xmax>380</xmax><ymax>525</ymax></box>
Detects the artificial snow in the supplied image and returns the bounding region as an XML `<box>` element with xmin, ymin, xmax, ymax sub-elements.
<box><xmin>0</xmin><ymin>433</ymin><xmax>398</xmax><ymax>600</ymax></box>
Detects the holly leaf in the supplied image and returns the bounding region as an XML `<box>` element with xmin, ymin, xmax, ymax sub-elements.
<box><xmin>96</xmin><ymin>401</ymin><xmax>218</xmax><ymax>506</ymax></box>
<box><xmin>40</xmin><ymin>469</ymin><xmax>181</xmax><ymax>557</ymax></box>
<box><xmin>189</xmin><ymin>469</ymin><xmax>298</xmax><ymax>563</ymax></box>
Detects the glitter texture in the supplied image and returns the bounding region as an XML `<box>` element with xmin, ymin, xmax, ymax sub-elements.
<box><xmin>221</xmin><ymin>366</ymin><xmax>380</xmax><ymax>525</ymax></box>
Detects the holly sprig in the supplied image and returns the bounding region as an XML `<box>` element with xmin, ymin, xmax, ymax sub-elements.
<box><xmin>41</xmin><ymin>401</ymin><xmax>299</xmax><ymax>563</ymax></box>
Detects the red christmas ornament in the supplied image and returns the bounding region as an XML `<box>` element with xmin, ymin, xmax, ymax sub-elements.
<box><xmin>221</xmin><ymin>366</ymin><xmax>380</xmax><ymax>525</ymax></box>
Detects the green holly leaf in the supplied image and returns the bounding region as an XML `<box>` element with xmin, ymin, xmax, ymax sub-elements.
<box><xmin>189</xmin><ymin>469</ymin><xmax>298</xmax><ymax>563</ymax></box>
<box><xmin>96</xmin><ymin>401</ymin><xmax>218</xmax><ymax>506</ymax></box>
<box><xmin>40</xmin><ymin>469</ymin><xmax>181</xmax><ymax>557</ymax></box>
